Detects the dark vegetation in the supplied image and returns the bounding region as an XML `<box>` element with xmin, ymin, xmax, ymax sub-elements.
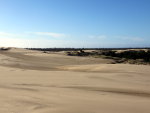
<box><xmin>66</xmin><ymin>49</ymin><xmax>150</xmax><ymax>64</ymax></box>
<box><xmin>0</xmin><ymin>47</ymin><xmax>11</xmax><ymax>51</ymax></box>
<box><xmin>101</xmin><ymin>50</ymin><xmax>150</xmax><ymax>62</ymax></box>
<box><xmin>26</xmin><ymin>48</ymin><xmax>150</xmax><ymax>64</ymax></box>
<box><xmin>26</xmin><ymin>48</ymin><xmax>86</xmax><ymax>52</ymax></box>
<box><xmin>26</xmin><ymin>47</ymin><xmax>150</xmax><ymax>52</ymax></box>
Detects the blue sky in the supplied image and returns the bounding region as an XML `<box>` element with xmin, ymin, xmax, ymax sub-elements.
<box><xmin>0</xmin><ymin>0</ymin><xmax>150</xmax><ymax>48</ymax></box>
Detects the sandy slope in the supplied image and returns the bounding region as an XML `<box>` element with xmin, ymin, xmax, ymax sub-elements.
<box><xmin>0</xmin><ymin>48</ymin><xmax>113</xmax><ymax>70</ymax></box>
<box><xmin>0</xmin><ymin>48</ymin><xmax>150</xmax><ymax>113</ymax></box>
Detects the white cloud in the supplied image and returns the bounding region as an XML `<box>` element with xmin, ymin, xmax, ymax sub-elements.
<box><xmin>0</xmin><ymin>37</ymin><xmax>94</xmax><ymax>48</ymax></box>
<box><xmin>121</xmin><ymin>36</ymin><xmax>145</xmax><ymax>42</ymax></box>
<box><xmin>0</xmin><ymin>32</ymin><xmax>19</xmax><ymax>37</ymax></box>
<box><xmin>33</xmin><ymin>32</ymin><xmax>67</xmax><ymax>38</ymax></box>
<box><xmin>88</xmin><ymin>35</ymin><xmax>107</xmax><ymax>39</ymax></box>
<box><xmin>0</xmin><ymin>31</ymin><xmax>69</xmax><ymax>39</ymax></box>
<box><xmin>0</xmin><ymin>31</ymin><xmax>72</xmax><ymax>48</ymax></box>
<box><xmin>0</xmin><ymin>32</ymin><xmax>148</xmax><ymax>48</ymax></box>
<box><xmin>131</xmin><ymin>37</ymin><xmax>145</xmax><ymax>42</ymax></box>
<box><xmin>0</xmin><ymin>31</ymin><xmax>68</xmax><ymax>47</ymax></box>
<box><xmin>0</xmin><ymin>32</ymin><xmax>29</xmax><ymax>39</ymax></box>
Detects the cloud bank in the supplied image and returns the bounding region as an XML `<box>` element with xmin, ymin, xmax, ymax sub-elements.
<box><xmin>0</xmin><ymin>31</ymin><xmax>148</xmax><ymax>48</ymax></box>
<box><xmin>32</xmin><ymin>32</ymin><xmax>67</xmax><ymax>38</ymax></box>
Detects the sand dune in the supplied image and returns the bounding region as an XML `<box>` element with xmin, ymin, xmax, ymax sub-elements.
<box><xmin>0</xmin><ymin>48</ymin><xmax>150</xmax><ymax>113</ymax></box>
<box><xmin>0</xmin><ymin>48</ymin><xmax>113</xmax><ymax>70</ymax></box>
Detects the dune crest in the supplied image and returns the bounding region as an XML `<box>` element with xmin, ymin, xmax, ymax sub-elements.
<box><xmin>0</xmin><ymin>48</ymin><xmax>150</xmax><ymax>113</ymax></box>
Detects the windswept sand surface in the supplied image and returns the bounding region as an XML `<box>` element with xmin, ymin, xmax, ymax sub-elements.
<box><xmin>0</xmin><ymin>48</ymin><xmax>150</xmax><ymax>113</ymax></box>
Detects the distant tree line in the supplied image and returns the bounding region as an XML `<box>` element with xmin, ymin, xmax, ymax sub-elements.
<box><xmin>25</xmin><ymin>47</ymin><xmax>150</xmax><ymax>52</ymax></box>
<box><xmin>26</xmin><ymin>48</ymin><xmax>85</xmax><ymax>51</ymax></box>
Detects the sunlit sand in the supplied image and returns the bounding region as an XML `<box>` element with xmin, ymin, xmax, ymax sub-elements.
<box><xmin>0</xmin><ymin>48</ymin><xmax>150</xmax><ymax>113</ymax></box>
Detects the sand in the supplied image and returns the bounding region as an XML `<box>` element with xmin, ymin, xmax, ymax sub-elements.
<box><xmin>0</xmin><ymin>48</ymin><xmax>150</xmax><ymax>113</ymax></box>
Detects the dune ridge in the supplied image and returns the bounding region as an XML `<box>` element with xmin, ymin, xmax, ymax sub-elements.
<box><xmin>0</xmin><ymin>48</ymin><xmax>150</xmax><ymax>113</ymax></box>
